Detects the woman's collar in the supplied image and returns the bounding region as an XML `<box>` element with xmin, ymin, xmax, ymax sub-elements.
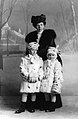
<box><xmin>37</xmin><ymin>29</ymin><xmax>44</xmax><ymax>34</ymax></box>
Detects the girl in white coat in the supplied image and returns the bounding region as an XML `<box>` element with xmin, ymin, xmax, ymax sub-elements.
<box><xmin>40</xmin><ymin>46</ymin><xmax>64</xmax><ymax>112</ymax></box>
<box><xmin>15</xmin><ymin>42</ymin><xmax>43</xmax><ymax>113</ymax></box>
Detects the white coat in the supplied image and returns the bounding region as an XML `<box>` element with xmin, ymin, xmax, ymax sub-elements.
<box><xmin>20</xmin><ymin>54</ymin><xmax>43</xmax><ymax>93</ymax></box>
<box><xmin>40</xmin><ymin>59</ymin><xmax>63</xmax><ymax>94</ymax></box>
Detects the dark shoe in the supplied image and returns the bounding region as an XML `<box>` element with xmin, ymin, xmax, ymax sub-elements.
<box><xmin>45</xmin><ymin>109</ymin><xmax>50</xmax><ymax>112</ymax></box>
<box><xmin>45</xmin><ymin>107</ymin><xmax>55</xmax><ymax>112</ymax></box>
<box><xmin>49</xmin><ymin>108</ymin><xmax>55</xmax><ymax>112</ymax></box>
<box><xmin>15</xmin><ymin>102</ymin><xmax>25</xmax><ymax>114</ymax></box>
<box><xmin>45</xmin><ymin>102</ymin><xmax>55</xmax><ymax>112</ymax></box>
<box><xmin>49</xmin><ymin>102</ymin><xmax>55</xmax><ymax>112</ymax></box>
<box><xmin>28</xmin><ymin>108</ymin><xmax>35</xmax><ymax>113</ymax></box>
<box><xmin>27</xmin><ymin>101</ymin><xmax>35</xmax><ymax>113</ymax></box>
<box><xmin>15</xmin><ymin>108</ymin><xmax>25</xmax><ymax>114</ymax></box>
<box><xmin>44</xmin><ymin>101</ymin><xmax>50</xmax><ymax>112</ymax></box>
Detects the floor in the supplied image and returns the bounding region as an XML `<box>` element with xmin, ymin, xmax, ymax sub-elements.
<box><xmin>0</xmin><ymin>96</ymin><xmax>78</xmax><ymax>119</ymax></box>
<box><xmin>0</xmin><ymin>105</ymin><xmax>78</xmax><ymax>119</ymax></box>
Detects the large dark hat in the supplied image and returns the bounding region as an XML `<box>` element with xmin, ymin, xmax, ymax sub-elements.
<box><xmin>31</xmin><ymin>14</ymin><xmax>46</xmax><ymax>28</ymax></box>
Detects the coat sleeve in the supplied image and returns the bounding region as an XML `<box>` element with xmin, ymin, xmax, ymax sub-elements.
<box><xmin>20</xmin><ymin>57</ymin><xmax>29</xmax><ymax>78</ymax></box>
<box><xmin>25</xmin><ymin>33</ymin><xmax>30</xmax><ymax>43</ymax></box>
<box><xmin>52</xmin><ymin>61</ymin><xmax>64</xmax><ymax>93</ymax></box>
<box><xmin>54</xmin><ymin>62</ymin><xmax>63</xmax><ymax>82</ymax></box>
<box><xmin>49</xmin><ymin>30</ymin><xmax>56</xmax><ymax>47</ymax></box>
<box><xmin>50</xmin><ymin>39</ymin><xmax>56</xmax><ymax>47</ymax></box>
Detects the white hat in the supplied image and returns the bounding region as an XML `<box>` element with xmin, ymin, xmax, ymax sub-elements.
<box><xmin>28</xmin><ymin>42</ymin><xmax>39</xmax><ymax>50</ymax></box>
<box><xmin>47</xmin><ymin>46</ymin><xmax>58</xmax><ymax>55</ymax></box>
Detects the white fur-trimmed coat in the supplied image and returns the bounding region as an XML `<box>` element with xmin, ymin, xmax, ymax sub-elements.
<box><xmin>40</xmin><ymin>59</ymin><xmax>64</xmax><ymax>94</ymax></box>
<box><xmin>20</xmin><ymin>54</ymin><xmax>43</xmax><ymax>93</ymax></box>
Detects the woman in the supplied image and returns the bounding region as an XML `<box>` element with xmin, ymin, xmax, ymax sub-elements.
<box><xmin>25</xmin><ymin>14</ymin><xmax>62</xmax><ymax>111</ymax></box>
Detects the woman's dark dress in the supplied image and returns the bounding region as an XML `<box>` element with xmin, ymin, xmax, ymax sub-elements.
<box><xmin>25</xmin><ymin>29</ymin><xmax>62</xmax><ymax>109</ymax></box>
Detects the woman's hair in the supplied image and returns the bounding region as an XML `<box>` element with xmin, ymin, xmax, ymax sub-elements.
<box><xmin>31</xmin><ymin>14</ymin><xmax>46</xmax><ymax>28</ymax></box>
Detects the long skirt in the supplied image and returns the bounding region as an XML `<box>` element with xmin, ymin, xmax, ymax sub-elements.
<box><xmin>27</xmin><ymin>93</ymin><xmax>62</xmax><ymax>109</ymax></box>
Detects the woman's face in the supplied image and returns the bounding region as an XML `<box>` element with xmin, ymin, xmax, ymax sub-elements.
<box><xmin>36</xmin><ymin>22</ymin><xmax>45</xmax><ymax>32</ymax></box>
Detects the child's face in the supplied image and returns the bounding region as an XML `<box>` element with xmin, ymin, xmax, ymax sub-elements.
<box><xmin>29</xmin><ymin>48</ymin><xmax>37</xmax><ymax>55</ymax></box>
<box><xmin>47</xmin><ymin>50</ymin><xmax>57</xmax><ymax>60</ymax></box>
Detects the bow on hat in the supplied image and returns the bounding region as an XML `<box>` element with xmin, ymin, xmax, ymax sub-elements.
<box><xmin>47</xmin><ymin>45</ymin><xmax>59</xmax><ymax>54</ymax></box>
